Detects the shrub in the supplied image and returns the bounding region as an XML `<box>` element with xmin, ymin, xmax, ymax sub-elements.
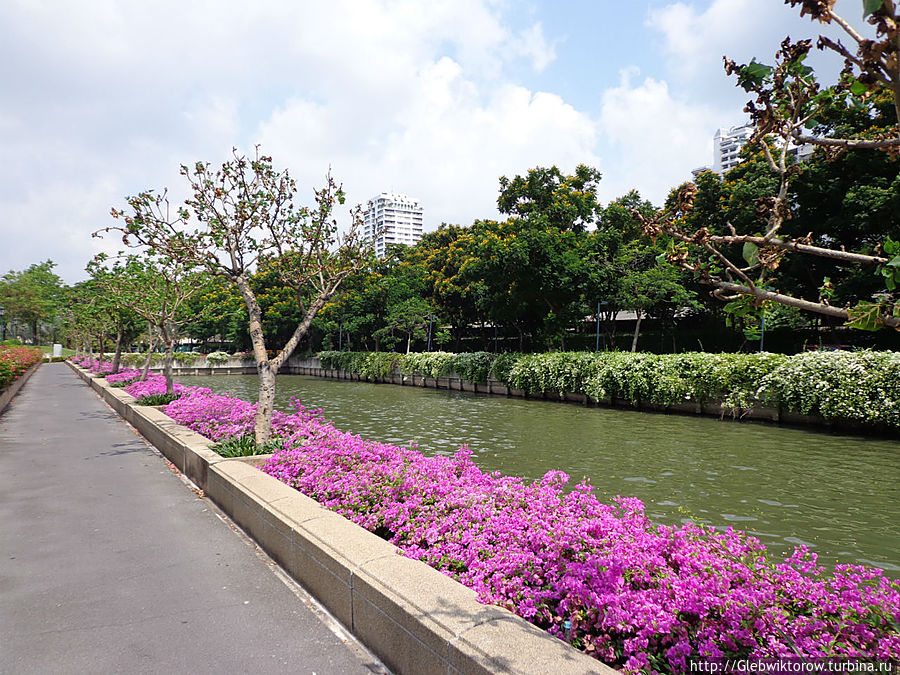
<box><xmin>210</xmin><ymin>434</ymin><xmax>284</xmax><ymax>457</ymax></box>
<box><xmin>449</xmin><ymin>352</ymin><xmax>494</xmax><ymax>383</ymax></box>
<box><xmin>0</xmin><ymin>346</ymin><xmax>44</xmax><ymax>388</ymax></box>
<box><xmin>758</xmin><ymin>350</ymin><xmax>900</xmax><ymax>427</ymax></box>
<box><xmin>135</xmin><ymin>392</ymin><xmax>182</xmax><ymax>406</ymax></box>
<box><xmin>206</xmin><ymin>350</ymin><xmax>230</xmax><ymax>364</ymax></box>
<box><xmin>106</xmin><ymin>369</ymin><xmax>142</xmax><ymax>386</ymax></box>
<box><xmin>490</xmin><ymin>352</ymin><xmax>519</xmax><ymax>385</ymax></box>
<box><xmin>321</xmin><ymin>349</ymin><xmax>900</xmax><ymax>428</ymax></box>
<box><xmin>173</xmin><ymin>351</ymin><xmax>205</xmax><ymax>364</ymax></box>
<box><xmin>400</xmin><ymin>352</ymin><xmax>455</xmax><ymax>379</ymax></box>
<box><xmin>123</xmin><ymin>375</ymin><xmax>187</xmax><ymax>400</ymax></box>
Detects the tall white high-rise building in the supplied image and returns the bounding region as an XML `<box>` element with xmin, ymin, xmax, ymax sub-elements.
<box><xmin>363</xmin><ymin>192</ymin><xmax>424</xmax><ymax>258</ymax></box>
<box><xmin>713</xmin><ymin>123</ymin><xmax>754</xmax><ymax>174</ymax></box>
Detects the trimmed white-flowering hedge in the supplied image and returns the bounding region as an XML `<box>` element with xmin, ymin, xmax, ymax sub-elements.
<box><xmin>319</xmin><ymin>349</ymin><xmax>900</xmax><ymax>429</ymax></box>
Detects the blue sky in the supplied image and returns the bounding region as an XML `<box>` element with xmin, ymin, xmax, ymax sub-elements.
<box><xmin>0</xmin><ymin>0</ymin><xmax>860</xmax><ymax>283</ymax></box>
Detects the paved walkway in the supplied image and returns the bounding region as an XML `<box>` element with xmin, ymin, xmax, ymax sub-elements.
<box><xmin>0</xmin><ymin>363</ymin><xmax>384</xmax><ymax>674</ymax></box>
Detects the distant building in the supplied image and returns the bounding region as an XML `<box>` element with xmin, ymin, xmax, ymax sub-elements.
<box><xmin>709</xmin><ymin>122</ymin><xmax>816</xmax><ymax>177</ymax></box>
<box><xmin>713</xmin><ymin>123</ymin><xmax>754</xmax><ymax>174</ymax></box>
<box><xmin>363</xmin><ymin>192</ymin><xmax>424</xmax><ymax>259</ymax></box>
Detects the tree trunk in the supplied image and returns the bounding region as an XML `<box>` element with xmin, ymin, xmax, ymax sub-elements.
<box><xmin>406</xmin><ymin>334</ymin><xmax>412</xmax><ymax>354</ymax></box>
<box><xmin>631</xmin><ymin>310</ymin><xmax>643</xmax><ymax>353</ymax></box>
<box><xmin>162</xmin><ymin>338</ymin><xmax>175</xmax><ymax>395</ymax></box>
<box><xmin>111</xmin><ymin>325</ymin><xmax>124</xmax><ymax>374</ymax></box>
<box><xmin>141</xmin><ymin>341</ymin><xmax>154</xmax><ymax>381</ymax></box>
<box><xmin>255</xmin><ymin>361</ymin><xmax>277</xmax><ymax>445</ymax></box>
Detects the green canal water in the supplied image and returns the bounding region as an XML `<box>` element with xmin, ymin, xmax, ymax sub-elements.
<box><xmin>177</xmin><ymin>374</ymin><xmax>900</xmax><ymax>574</ymax></box>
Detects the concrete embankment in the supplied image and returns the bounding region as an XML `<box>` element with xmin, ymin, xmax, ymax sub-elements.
<box><xmin>68</xmin><ymin>361</ymin><xmax>613</xmax><ymax>675</ymax></box>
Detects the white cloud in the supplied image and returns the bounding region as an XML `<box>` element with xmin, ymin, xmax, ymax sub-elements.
<box><xmin>596</xmin><ymin>70</ymin><xmax>720</xmax><ymax>205</ymax></box>
<box><xmin>0</xmin><ymin>0</ymin><xmax>566</xmax><ymax>283</ymax></box>
<box><xmin>255</xmin><ymin>55</ymin><xmax>599</xmax><ymax>228</ymax></box>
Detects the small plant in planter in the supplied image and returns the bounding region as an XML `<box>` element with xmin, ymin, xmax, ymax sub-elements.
<box><xmin>206</xmin><ymin>351</ymin><xmax>230</xmax><ymax>364</ymax></box>
<box><xmin>136</xmin><ymin>392</ymin><xmax>182</xmax><ymax>406</ymax></box>
<box><xmin>210</xmin><ymin>434</ymin><xmax>284</xmax><ymax>457</ymax></box>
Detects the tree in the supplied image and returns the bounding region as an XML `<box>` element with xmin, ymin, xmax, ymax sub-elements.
<box><xmin>591</xmin><ymin>192</ymin><xmax>698</xmax><ymax>351</ymax></box>
<box><xmin>87</xmin><ymin>254</ymin><xmax>213</xmax><ymax>390</ymax></box>
<box><xmin>374</xmin><ymin>296</ymin><xmax>435</xmax><ymax>353</ymax></box>
<box><xmin>0</xmin><ymin>261</ymin><xmax>64</xmax><ymax>343</ymax></box>
<box><xmin>640</xmin><ymin>0</ymin><xmax>900</xmax><ymax>332</ymax></box>
<box><xmin>497</xmin><ymin>164</ymin><xmax>602</xmax><ymax>232</ymax></box>
<box><xmin>103</xmin><ymin>148</ymin><xmax>372</xmax><ymax>442</ymax></box>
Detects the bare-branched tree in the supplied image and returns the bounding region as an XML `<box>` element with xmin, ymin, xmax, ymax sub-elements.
<box><xmin>100</xmin><ymin>148</ymin><xmax>373</xmax><ymax>443</ymax></box>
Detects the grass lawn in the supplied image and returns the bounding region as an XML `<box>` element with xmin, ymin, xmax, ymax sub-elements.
<box><xmin>37</xmin><ymin>345</ymin><xmax>76</xmax><ymax>357</ymax></box>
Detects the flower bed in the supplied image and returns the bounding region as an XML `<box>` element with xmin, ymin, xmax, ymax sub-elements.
<box><xmin>0</xmin><ymin>346</ymin><xmax>44</xmax><ymax>389</ymax></box>
<box><xmin>154</xmin><ymin>384</ymin><xmax>899</xmax><ymax>672</ymax></box>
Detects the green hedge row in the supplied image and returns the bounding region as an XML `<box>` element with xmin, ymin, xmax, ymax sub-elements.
<box><xmin>317</xmin><ymin>349</ymin><xmax>900</xmax><ymax>428</ymax></box>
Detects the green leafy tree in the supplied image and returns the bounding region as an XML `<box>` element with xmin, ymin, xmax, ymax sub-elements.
<box><xmin>497</xmin><ymin>164</ymin><xmax>602</xmax><ymax>232</ymax></box>
<box><xmin>0</xmin><ymin>260</ymin><xmax>64</xmax><ymax>343</ymax></box>
<box><xmin>87</xmin><ymin>254</ymin><xmax>215</xmax><ymax>390</ymax></box>
<box><xmin>374</xmin><ymin>297</ymin><xmax>436</xmax><ymax>353</ymax></box>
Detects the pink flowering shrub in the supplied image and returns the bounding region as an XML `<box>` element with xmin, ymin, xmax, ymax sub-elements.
<box><xmin>163</xmin><ymin>392</ymin><xmax>329</xmax><ymax>442</ymax></box>
<box><xmin>71</xmin><ymin>357</ymin><xmax>113</xmax><ymax>372</ymax></box>
<box><xmin>123</xmin><ymin>375</ymin><xmax>187</xmax><ymax>399</ymax></box>
<box><xmin>122</xmin><ymin>381</ymin><xmax>899</xmax><ymax>671</ymax></box>
<box><xmin>260</xmin><ymin>429</ymin><xmax>900</xmax><ymax>672</ymax></box>
<box><xmin>105</xmin><ymin>369</ymin><xmax>142</xmax><ymax>385</ymax></box>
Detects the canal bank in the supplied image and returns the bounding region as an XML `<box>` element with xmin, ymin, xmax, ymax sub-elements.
<box><xmin>174</xmin><ymin>371</ymin><xmax>900</xmax><ymax>575</ymax></box>
<box><xmin>144</xmin><ymin>354</ymin><xmax>896</xmax><ymax>435</ymax></box>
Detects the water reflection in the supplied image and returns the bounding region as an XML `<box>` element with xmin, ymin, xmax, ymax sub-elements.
<box><xmin>178</xmin><ymin>374</ymin><xmax>900</xmax><ymax>573</ymax></box>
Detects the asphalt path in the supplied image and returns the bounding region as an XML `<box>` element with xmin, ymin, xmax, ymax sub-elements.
<box><xmin>0</xmin><ymin>363</ymin><xmax>385</xmax><ymax>674</ymax></box>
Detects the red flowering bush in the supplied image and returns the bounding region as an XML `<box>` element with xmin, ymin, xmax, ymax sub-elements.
<box><xmin>0</xmin><ymin>346</ymin><xmax>44</xmax><ymax>389</ymax></box>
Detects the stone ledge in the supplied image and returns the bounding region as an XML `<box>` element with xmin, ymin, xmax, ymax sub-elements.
<box><xmin>65</xmin><ymin>359</ymin><xmax>613</xmax><ymax>675</ymax></box>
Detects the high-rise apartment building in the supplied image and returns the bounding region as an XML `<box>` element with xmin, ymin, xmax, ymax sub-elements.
<box><xmin>363</xmin><ymin>192</ymin><xmax>424</xmax><ymax>258</ymax></box>
<box><xmin>713</xmin><ymin>123</ymin><xmax>754</xmax><ymax>174</ymax></box>
<box><xmin>707</xmin><ymin>123</ymin><xmax>815</xmax><ymax>177</ymax></box>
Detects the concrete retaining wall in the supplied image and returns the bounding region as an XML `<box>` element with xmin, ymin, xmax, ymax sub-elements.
<box><xmin>0</xmin><ymin>361</ymin><xmax>42</xmax><ymax>416</ymax></box>
<box><xmin>67</xmin><ymin>361</ymin><xmax>613</xmax><ymax>675</ymax></box>
<box><xmin>290</xmin><ymin>358</ymin><xmax>825</xmax><ymax>429</ymax></box>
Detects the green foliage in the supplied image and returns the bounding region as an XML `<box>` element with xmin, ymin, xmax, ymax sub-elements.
<box><xmin>319</xmin><ymin>350</ymin><xmax>496</xmax><ymax>383</ymax></box>
<box><xmin>399</xmin><ymin>352</ymin><xmax>455</xmax><ymax>379</ymax></box>
<box><xmin>206</xmin><ymin>350</ymin><xmax>231</xmax><ymax>364</ymax></box>
<box><xmin>172</xmin><ymin>351</ymin><xmax>206</xmax><ymax>364</ymax></box>
<box><xmin>497</xmin><ymin>164</ymin><xmax>602</xmax><ymax>232</ymax></box>
<box><xmin>135</xmin><ymin>392</ymin><xmax>181</xmax><ymax>406</ymax></box>
<box><xmin>322</xmin><ymin>349</ymin><xmax>900</xmax><ymax>427</ymax></box>
<box><xmin>318</xmin><ymin>351</ymin><xmax>401</xmax><ymax>379</ymax></box>
<box><xmin>449</xmin><ymin>352</ymin><xmax>494</xmax><ymax>384</ymax></box>
<box><xmin>758</xmin><ymin>350</ymin><xmax>900</xmax><ymax>427</ymax></box>
<box><xmin>489</xmin><ymin>353</ymin><xmax>519</xmax><ymax>384</ymax></box>
<box><xmin>211</xmin><ymin>434</ymin><xmax>283</xmax><ymax>457</ymax></box>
